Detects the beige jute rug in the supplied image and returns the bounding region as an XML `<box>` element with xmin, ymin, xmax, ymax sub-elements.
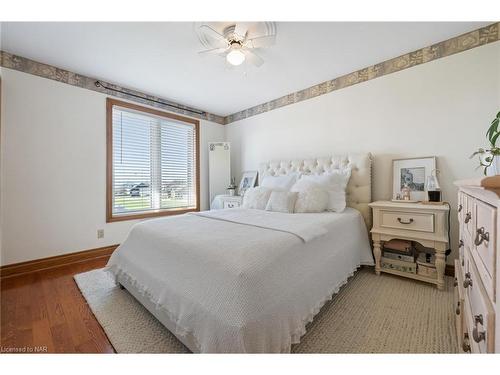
<box><xmin>74</xmin><ymin>267</ymin><xmax>458</xmax><ymax>353</ymax></box>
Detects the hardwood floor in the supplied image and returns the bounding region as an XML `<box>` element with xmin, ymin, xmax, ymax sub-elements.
<box><xmin>1</xmin><ymin>257</ymin><xmax>114</xmax><ymax>353</ymax></box>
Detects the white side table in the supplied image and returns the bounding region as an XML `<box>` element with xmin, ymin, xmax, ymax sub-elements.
<box><xmin>211</xmin><ymin>195</ymin><xmax>243</xmax><ymax>210</ymax></box>
<box><xmin>369</xmin><ymin>200</ymin><xmax>449</xmax><ymax>290</ymax></box>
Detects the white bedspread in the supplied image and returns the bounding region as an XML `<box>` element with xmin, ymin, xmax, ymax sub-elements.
<box><xmin>106</xmin><ymin>208</ymin><xmax>374</xmax><ymax>353</ymax></box>
<box><xmin>192</xmin><ymin>208</ymin><xmax>330</xmax><ymax>242</ymax></box>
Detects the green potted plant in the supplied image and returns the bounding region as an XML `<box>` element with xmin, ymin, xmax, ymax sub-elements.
<box><xmin>471</xmin><ymin>111</ymin><xmax>500</xmax><ymax>176</ymax></box>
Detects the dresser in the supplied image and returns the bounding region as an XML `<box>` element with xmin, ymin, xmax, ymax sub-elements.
<box><xmin>369</xmin><ymin>201</ymin><xmax>449</xmax><ymax>290</ymax></box>
<box><xmin>454</xmin><ymin>177</ymin><xmax>500</xmax><ymax>353</ymax></box>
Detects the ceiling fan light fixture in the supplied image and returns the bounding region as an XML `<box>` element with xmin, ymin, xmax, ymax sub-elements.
<box><xmin>226</xmin><ymin>47</ymin><xmax>245</xmax><ymax>66</ymax></box>
<box><xmin>197</xmin><ymin>22</ymin><xmax>276</xmax><ymax>68</ymax></box>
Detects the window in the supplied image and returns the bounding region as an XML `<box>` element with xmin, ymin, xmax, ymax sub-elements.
<box><xmin>106</xmin><ymin>98</ymin><xmax>199</xmax><ymax>222</ymax></box>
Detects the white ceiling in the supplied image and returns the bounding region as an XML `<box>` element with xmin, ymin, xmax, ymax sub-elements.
<box><xmin>0</xmin><ymin>22</ymin><xmax>490</xmax><ymax>116</ymax></box>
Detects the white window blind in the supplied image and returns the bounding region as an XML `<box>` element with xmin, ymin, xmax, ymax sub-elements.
<box><xmin>111</xmin><ymin>105</ymin><xmax>197</xmax><ymax>218</ymax></box>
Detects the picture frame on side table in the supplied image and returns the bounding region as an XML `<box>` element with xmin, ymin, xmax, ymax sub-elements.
<box><xmin>238</xmin><ymin>171</ymin><xmax>258</xmax><ymax>196</ymax></box>
<box><xmin>392</xmin><ymin>156</ymin><xmax>436</xmax><ymax>202</ymax></box>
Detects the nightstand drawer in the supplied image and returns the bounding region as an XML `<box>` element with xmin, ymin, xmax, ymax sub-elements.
<box><xmin>380</xmin><ymin>210</ymin><xmax>434</xmax><ymax>233</ymax></box>
<box><xmin>212</xmin><ymin>195</ymin><xmax>243</xmax><ymax>210</ymax></box>
<box><xmin>223</xmin><ymin>200</ymin><xmax>241</xmax><ymax>209</ymax></box>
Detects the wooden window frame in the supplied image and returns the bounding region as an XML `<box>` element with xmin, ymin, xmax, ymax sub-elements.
<box><xmin>106</xmin><ymin>98</ymin><xmax>200</xmax><ymax>223</ymax></box>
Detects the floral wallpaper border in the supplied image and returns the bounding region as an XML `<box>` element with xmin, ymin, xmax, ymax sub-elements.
<box><xmin>224</xmin><ymin>22</ymin><xmax>500</xmax><ymax>124</ymax></box>
<box><xmin>1</xmin><ymin>23</ymin><xmax>498</xmax><ymax>126</ymax></box>
<box><xmin>0</xmin><ymin>51</ymin><xmax>225</xmax><ymax>125</ymax></box>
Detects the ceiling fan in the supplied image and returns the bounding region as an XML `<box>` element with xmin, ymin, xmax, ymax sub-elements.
<box><xmin>197</xmin><ymin>23</ymin><xmax>276</xmax><ymax>67</ymax></box>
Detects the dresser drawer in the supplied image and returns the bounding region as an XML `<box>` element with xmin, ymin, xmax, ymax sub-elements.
<box><xmin>463</xmin><ymin>298</ymin><xmax>480</xmax><ymax>353</ymax></box>
<box><xmin>458</xmin><ymin>191</ymin><xmax>465</xmax><ymax>228</ymax></box>
<box><xmin>463</xmin><ymin>248</ymin><xmax>496</xmax><ymax>353</ymax></box>
<box><xmin>380</xmin><ymin>210</ymin><xmax>434</xmax><ymax>233</ymax></box>
<box><xmin>463</xmin><ymin>194</ymin><xmax>475</xmax><ymax>240</ymax></box>
<box><xmin>454</xmin><ymin>259</ymin><xmax>465</xmax><ymax>348</ymax></box>
<box><xmin>473</xmin><ymin>200</ymin><xmax>497</xmax><ymax>286</ymax></box>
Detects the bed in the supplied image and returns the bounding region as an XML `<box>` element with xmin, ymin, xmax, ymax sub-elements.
<box><xmin>106</xmin><ymin>153</ymin><xmax>374</xmax><ymax>353</ymax></box>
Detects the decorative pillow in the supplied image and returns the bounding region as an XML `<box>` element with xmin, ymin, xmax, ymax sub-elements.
<box><xmin>327</xmin><ymin>190</ymin><xmax>347</xmax><ymax>212</ymax></box>
<box><xmin>294</xmin><ymin>189</ymin><xmax>329</xmax><ymax>213</ymax></box>
<box><xmin>260</xmin><ymin>173</ymin><xmax>300</xmax><ymax>191</ymax></box>
<box><xmin>324</xmin><ymin>168</ymin><xmax>352</xmax><ymax>191</ymax></box>
<box><xmin>291</xmin><ymin>168</ymin><xmax>351</xmax><ymax>212</ymax></box>
<box><xmin>242</xmin><ymin>186</ymin><xmax>272</xmax><ymax>210</ymax></box>
<box><xmin>293</xmin><ymin>168</ymin><xmax>351</xmax><ymax>192</ymax></box>
<box><xmin>265</xmin><ymin>191</ymin><xmax>298</xmax><ymax>213</ymax></box>
<box><xmin>291</xmin><ymin>177</ymin><xmax>322</xmax><ymax>192</ymax></box>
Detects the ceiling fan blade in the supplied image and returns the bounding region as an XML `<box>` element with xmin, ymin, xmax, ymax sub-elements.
<box><xmin>246</xmin><ymin>34</ymin><xmax>276</xmax><ymax>48</ymax></box>
<box><xmin>198</xmin><ymin>46</ymin><xmax>229</xmax><ymax>55</ymax></box>
<box><xmin>234</xmin><ymin>23</ymin><xmax>248</xmax><ymax>39</ymax></box>
<box><xmin>199</xmin><ymin>25</ymin><xmax>228</xmax><ymax>47</ymax></box>
<box><xmin>243</xmin><ymin>49</ymin><xmax>264</xmax><ymax>67</ymax></box>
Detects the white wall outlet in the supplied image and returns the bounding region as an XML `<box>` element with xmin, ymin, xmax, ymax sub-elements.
<box><xmin>97</xmin><ymin>229</ymin><xmax>104</xmax><ymax>239</ymax></box>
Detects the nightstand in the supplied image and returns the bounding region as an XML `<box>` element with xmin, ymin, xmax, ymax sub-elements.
<box><xmin>369</xmin><ymin>201</ymin><xmax>450</xmax><ymax>290</ymax></box>
<box><xmin>211</xmin><ymin>195</ymin><xmax>243</xmax><ymax>210</ymax></box>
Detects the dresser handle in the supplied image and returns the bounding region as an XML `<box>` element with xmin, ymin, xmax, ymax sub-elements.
<box><xmin>463</xmin><ymin>272</ymin><xmax>472</xmax><ymax>288</ymax></box>
<box><xmin>473</xmin><ymin>314</ymin><xmax>486</xmax><ymax>343</ymax></box>
<box><xmin>462</xmin><ymin>333</ymin><xmax>471</xmax><ymax>353</ymax></box>
<box><xmin>474</xmin><ymin>227</ymin><xmax>489</xmax><ymax>246</ymax></box>
<box><xmin>397</xmin><ymin>217</ymin><xmax>414</xmax><ymax>225</ymax></box>
<box><xmin>458</xmin><ymin>204</ymin><xmax>463</xmax><ymax>212</ymax></box>
<box><xmin>458</xmin><ymin>240</ymin><xmax>464</xmax><ymax>248</ymax></box>
<box><xmin>455</xmin><ymin>301</ymin><xmax>460</xmax><ymax>315</ymax></box>
<box><xmin>464</xmin><ymin>212</ymin><xmax>472</xmax><ymax>223</ymax></box>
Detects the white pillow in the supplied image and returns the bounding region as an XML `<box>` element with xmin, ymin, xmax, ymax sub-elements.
<box><xmin>265</xmin><ymin>191</ymin><xmax>298</xmax><ymax>213</ymax></box>
<box><xmin>291</xmin><ymin>177</ymin><xmax>322</xmax><ymax>192</ymax></box>
<box><xmin>242</xmin><ymin>186</ymin><xmax>272</xmax><ymax>210</ymax></box>
<box><xmin>291</xmin><ymin>168</ymin><xmax>351</xmax><ymax>212</ymax></box>
<box><xmin>260</xmin><ymin>173</ymin><xmax>299</xmax><ymax>191</ymax></box>
<box><xmin>327</xmin><ymin>190</ymin><xmax>347</xmax><ymax>212</ymax></box>
<box><xmin>294</xmin><ymin>189</ymin><xmax>329</xmax><ymax>213</ymax></box>
<box><xmin>294</xmin><ymin>168</ymin><xmax>351</xmax><ymax>192</ymax></box>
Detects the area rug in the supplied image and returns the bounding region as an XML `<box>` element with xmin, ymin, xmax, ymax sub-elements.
<box><xmin>74</xmin><ymin>267</ymin><xmax>458</xmax><ymax>353</ymax></box>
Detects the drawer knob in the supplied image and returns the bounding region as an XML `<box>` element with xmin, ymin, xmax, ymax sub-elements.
<box><xmin>453</xmin><ymin>278</ymin><xmax>458</xmax><ymax>287</ymax></box>
<box><xmin>462</xmin><ymin>333</ymin><xmax>471</xmax><ymax>353</ymax></box>
<box><xmin>472</xmin><ymin>314</ymin><xmax>486</xmax><ymax>343</ymax></box>
<box><xmin>474</xmin><ymin>227</ymin><xmax>489</xmax><ymax>246</ymax></box>
<box><xmin>464</xmin><ymin>212</ymin><xmax>472</xmax><ymax>224</ymax></box>
<box><xmin>397</xmin><ymin>217</ymin><xmax>414</xmax><ymax>225</ymax></box>
<box><xmin>458</xmin><ymin>204</ymin><xmax>463</xmax><ymax>212</ymax></box>
<box><xmin>455</xmin><ymin>301</ymin><xmax>460</xmax><ymax>315</ymax></box>
<box><xmin>458</xmin><ymin>239</ymin><xmax>464</xmax><ymax>248</ymax></box>
<box><xmin>463</xmin><ymin>272</ymin><xmax>473</xmax><ymax>288</ymax></box>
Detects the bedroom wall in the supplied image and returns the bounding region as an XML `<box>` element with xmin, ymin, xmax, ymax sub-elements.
<box><xmin>225</xmin><ymin>41</ymin><xmax>500</xmax><ymax>264</ymax></box>
<box><xmin>0</xmin><ymin>68</ymin><xmax>225</xmax><ymax>265</ymax></box>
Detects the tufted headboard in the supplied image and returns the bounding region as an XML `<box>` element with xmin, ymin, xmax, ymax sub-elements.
<box><xmin>258</xmin><ymin>153</ymin><xmax>373</xmax><ymax>228</ymax></box>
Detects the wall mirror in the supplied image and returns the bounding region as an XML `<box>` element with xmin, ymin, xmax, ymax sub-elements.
<box><xmin>208</xmin><ymin>142</ymin><xmax>231</xmax><ymax>208</ymax></box>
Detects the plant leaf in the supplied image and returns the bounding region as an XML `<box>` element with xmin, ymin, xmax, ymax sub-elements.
<box><xmin>491</xmin><ymin>132</ymin><xmax>500</xmax><ymax>147</ymax></box>
<box><xmin>493</xmin><ymin>118</ymin><xmax>499</xmax><ymax>131</ymax></box>
<box><xmin>470</xmin><ymin>150</ymin><xmax>484</xmax><ymax>158</ymax></box>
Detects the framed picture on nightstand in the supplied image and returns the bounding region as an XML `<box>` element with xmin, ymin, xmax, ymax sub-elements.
<box><xmin>392</xmin><ymin>156</ymin><xmax>436</xmax><ymax>201</ymax></box>
<box><xmin>238</xmin><ymin>171</ymin><xmax>258</xmax><ymax>196</ymax></box>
